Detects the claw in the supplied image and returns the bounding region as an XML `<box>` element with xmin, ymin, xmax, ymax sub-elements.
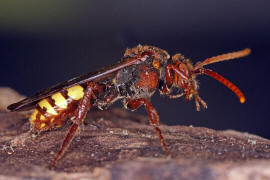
<box><xmin>195</xmin><ymin>95</ymin><xmax>207</xmax><ymax>111</ymax></box>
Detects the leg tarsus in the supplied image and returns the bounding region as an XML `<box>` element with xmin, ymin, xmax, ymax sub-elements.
<box><xmin>50</xmin><ymin>123</ymin><xmax>79</xmax><ymax>169</ymax></box>
<box><xmin>194</xmin><ymin>94</ymin><xmax>207</xmax><ymax>111</ymax></box>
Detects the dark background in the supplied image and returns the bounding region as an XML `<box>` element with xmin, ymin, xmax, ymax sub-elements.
<box><xmin>1</xmin><ymin>1</ymin><xmax>269</xmax><ymax>138</ymax></box>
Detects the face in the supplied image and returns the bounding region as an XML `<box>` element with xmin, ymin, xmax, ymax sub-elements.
<box><xmin>169</xmin><ymin>53</ymin><xmax>196</xmax><ymax>91</ymax></box>
<box><xmin>174</xmin><ymin>62</ymin><xmax>191</xmax><ymax>90</ymax></box>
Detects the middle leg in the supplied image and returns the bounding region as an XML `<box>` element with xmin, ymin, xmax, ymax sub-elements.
<box><xmin>127</xmin><ymin>98</ymin><xmax>170</xmax><ymax>156</ymax></box>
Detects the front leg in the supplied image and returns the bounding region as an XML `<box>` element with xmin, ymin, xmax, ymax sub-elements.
<box><xmin>159</xmin><ymin>64</ymin><xmax>185</xmax><ymax>99</ymax></box>
<box><xmin>127</xmin><ymin>98</ymin><xmax>170</xmax><ymax>156</ymax></box>
<box><xmin>50</xmin><ymin>82</ymin><xmax>98</xmax><ymax>168</ymax></box>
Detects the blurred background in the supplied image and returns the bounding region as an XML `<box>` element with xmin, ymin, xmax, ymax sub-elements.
<box><xmin>0</xmin><ymin>1</ymin><xmax>269</xmax><ymax>139</ymax></box>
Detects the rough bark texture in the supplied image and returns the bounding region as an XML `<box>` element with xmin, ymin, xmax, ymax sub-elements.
<box><xmin>0</xmin><ymin>87</ymin><xmax>270</xmax><ymax>180</ymax></box>
<box><xmin>0</xmin><ymin>108</ymin><xmax>270</xmax><ymax>180</ymax></box>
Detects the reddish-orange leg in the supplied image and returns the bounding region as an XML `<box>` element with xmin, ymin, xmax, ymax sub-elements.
<box><xmin>127</xmin><ymin>98</ymin><xmax>170</xmax><ymax>156</ymax></box>
<box><xmin>159</xmin><ymin>64</ymin><xmax>182</xmax><ymax>94</ymax></box>
<box><xmin>50</xmin><ymin>82</ymin><xmax>98</xmax><ymax>169</ymax></box>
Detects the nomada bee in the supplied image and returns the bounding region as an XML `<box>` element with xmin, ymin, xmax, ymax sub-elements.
<box><xmin>8</xmin><ymin>45</ymin><xmax>250</xmax><ymax>168</ymax></box>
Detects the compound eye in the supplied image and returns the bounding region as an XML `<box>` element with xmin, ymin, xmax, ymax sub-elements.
<box><xmin>152</xmin><ymin>59</ymin><xmax>160</xmax><ymax>69</ymax></box>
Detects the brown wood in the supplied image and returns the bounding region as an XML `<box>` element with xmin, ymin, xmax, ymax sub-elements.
<box><xmin>0</xmin><ymin>109</ymin><xmax>270</xmax><ymax>179</ymax></box>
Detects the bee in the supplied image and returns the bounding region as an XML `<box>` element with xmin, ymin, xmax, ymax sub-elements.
<box><xmin>8</xmin><ymin>45</ymin><xmax>250</xmax><ymax>168</ymax></box>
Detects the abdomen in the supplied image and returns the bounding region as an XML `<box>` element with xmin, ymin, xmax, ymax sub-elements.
<box><xmin>29</xmin><ymin>85</ymin><xmax>85</xmax><ymax>131</ymax></box>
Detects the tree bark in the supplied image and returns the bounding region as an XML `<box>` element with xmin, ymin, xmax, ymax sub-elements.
<box><xmin>0</xmin><ymin>107</ymin><xmax>270</xmax><ymax>180</ymax></box>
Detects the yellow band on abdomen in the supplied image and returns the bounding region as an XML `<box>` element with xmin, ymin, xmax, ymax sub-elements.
<box><xmin>67</xmin><ymin>85</ymin><xmax>84</xmax><ymax>100</ymax></box>
<box><xmin>29</xmin><ymin>109</ymin><xmax>46</xmax><ymax>122</ymax></box>
<box><xmin>38</xmin><ymin>99</ymin><xmax>58</xmax><ymax>115</ymax></box>
<box><xmin>51</xmin><ymin>92</ymin><xmax>68</xmax><ymax>109</ymax></box>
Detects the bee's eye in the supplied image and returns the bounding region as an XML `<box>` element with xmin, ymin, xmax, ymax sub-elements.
<box><xmin>152</xmin><ymin>60</ymin><xmax>160</xmax><ymax>69</ymax></box>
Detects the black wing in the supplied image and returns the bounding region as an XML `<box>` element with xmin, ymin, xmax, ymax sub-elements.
<box><xmin>8</xmin><ymin>56</ymin><xmax>145</xmax><ymax>111</ymax></box>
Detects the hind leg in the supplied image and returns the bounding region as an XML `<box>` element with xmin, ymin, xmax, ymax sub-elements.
<box><xmin>50</xmin><ymin>82</ymin><xmax>99</xmax><ymax>168</ymax></box>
